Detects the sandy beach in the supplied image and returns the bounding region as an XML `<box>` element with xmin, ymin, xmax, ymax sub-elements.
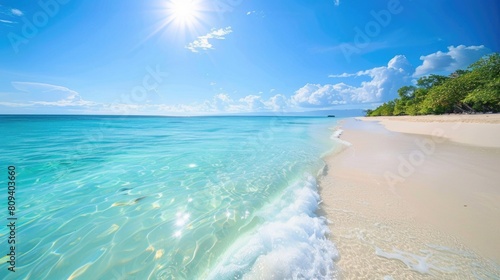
<box><xmin>320</xmin><ymin>114</ymin><xmax>500</xmax><ymax>279</ymax></box>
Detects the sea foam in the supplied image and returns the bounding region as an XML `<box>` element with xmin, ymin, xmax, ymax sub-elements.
<box><xmin>375</xmin><ymin>247</ymin><xmax>457</xmax><ymax>274</ymax></box>
<box><xmin>331</xmin><ymin>128</ymin><xmax>352</xmax><ymax>147</ymax></box>
<box><xmin>206</xmin><ymin>175</ymin><xmax>339</xmax><ymax>280</ymax></box>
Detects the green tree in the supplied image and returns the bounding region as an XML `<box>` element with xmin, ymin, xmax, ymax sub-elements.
<box><xmin>420</xmin><ymin>73</ymin><xmax>479</xmax><ymax>114</ymax></box>
<box><xmin>449</xmin><ymin>69</ymin><xmax>470</xmax><ymax>78</ymax></box>
<box><xmin>464</xmin><ymin>77</ymin><xmax>500</xmax><ymax>112</ymax></box>
<box><xmin>368</xmin><ymin>53</ymin><xmax>499</xmax><ymax>116</ymax></box>
<box><xmin>393</xmin><ymin>98</ymin><xmax>406</xmax><ymax>115</ymax></box>
<box><xmin>416</xmin><ymin>74</ymin><xmax>449</xmax><ymax>90</ymax></box>
<box><xmin>370</xmin><ymin>101</ymin><xmax>395</xmax><ymax>116</ymax></box>
<box><xmin>398</xmin><ymin>86</ymin><xmax>417</xmax><ymax>99</ymax></box>
<box><xmin>393</xmin><ymin>86</ymin><xmax>417</xmax><ymax>115</ymax></box>
<box><xmin>461</xmin><ymin>53</ymin><xmax>500</xmax><ymax>112</ymax></box>
<box><xmin>468</xmin><ymin>53</ymin><xmax>500</xmax><ymax>79</ymax></box>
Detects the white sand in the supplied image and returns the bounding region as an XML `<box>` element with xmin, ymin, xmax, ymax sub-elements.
<box><xmin>360</xmin><ymin>114</ymin><xmax>500</xmax><ymax>148</ymax></box>
<box><xmin>321</xmin><ymin>115</ymin><xmax>500</xmax><ymax>279</ymax></box>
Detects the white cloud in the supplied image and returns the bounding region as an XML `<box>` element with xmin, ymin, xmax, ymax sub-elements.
<box><xmin>0</xmin><ymin>101</ymin><xmax>31</xmax><ymax>107</ymax></box>
<box><xmin>2</xmin><ymin>45</ymin><xmax>490</xmax><ymax>115</ymax></box>
<box><xmin>292</xmin><ymin>84</ymin><xmax>348</xmax><ymax>107</ymax></box>
<box><xmin>105</xmin><ymin>93</ymin><xmax>293</xmax><ymax>115</ymax></box>
<box><xmin>0</xmin><ymin>56</ymin><xmax>414</xmax><ymax>114</ymax></box>
<box><xmin>294</xmin><ymin>55</ymin><xmax>414</xmax><ymax>107</ymax></box>
<box><xmin>202</xmin><ymin>93</ymin><xmax>291</xmax><ymax>113</ymax></box>
<box><xmin>414</xmin><ymin>45</ymin><xmax>491</xmax><ymax>76</ymax></box>
<box><xmin>186</xmin><ymin>27</ymin><xmax>233</xmax><ymax>53</ymax></box>
<box><xmin>302</xmin><ymin>45</ymin><xmax>488</xmax><ymax>108</ymax></box>
<box><xmin>0</xmin><ymin>81</ymin><xmax>291</xmax><ymax>115</ymax></box>
<box><xmin>0</xmin><ymin>6</ymin><xmax>23</xmax><ymax>23</ymax></box>
<box><xmin>212</xmin><ymin>93</ymin><xmax>235</xmax><ymax>111</ymax></box>
<box><xmin>246</xmin><ymin>10</ymin><xmax>265</xmax><ymax>17</ymax></box>
<box><xmin>239</xmin><ymin>95</ymin><xmax>266</xmax><ymax>111</ymax></box>
<box><xmin>4</xmin><ymin>82</ymin><xmax>96</xmax><ymax>107</ymax></box>
<box><xmin>11</xmin><ymin>8</ymin><xmax>23</xmax><ymax>16</ymax></box>
<box><xmin>0</xmin><ymin>19</ymin><xmax>14</xmax><ymax>24</ymax></box>
<box><xmin>328</xmin><ymin>72</ymin><xmax>358</xmax><ymax>78</ymax></box>
<box><xmin>334</xmin><ymin>0</ymin><xmax>340</xmax><ymax>6</ymax></box>
<box><xmin>266</xmin><ymin>94</ymin><xmax>290</xmax><ymax>111</ymax></box>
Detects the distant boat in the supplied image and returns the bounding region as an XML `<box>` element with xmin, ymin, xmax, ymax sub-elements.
<box><xmin>327</xmin><ymin>115</ymin><xmax>335</xmax><ymax>117</ymax></box>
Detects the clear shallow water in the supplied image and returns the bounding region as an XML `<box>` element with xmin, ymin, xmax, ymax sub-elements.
<box><xmin>0</xmin><ymin>115</ymin><xmax>339</xmax><ymax>279</ymax></box>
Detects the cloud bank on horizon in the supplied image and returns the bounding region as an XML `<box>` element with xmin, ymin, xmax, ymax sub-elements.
<box><xmin>1</xmin><ymin>44</ymin><xmax>492</xmax><ymax>115</ymax></box>
<box><xmin>0</xmin><ymin>44</ymin><xmax>493</xmax><ymax>114</ymax></box>
<box><xmin>0</xmin><ymin>0</ymin><xmax>498</xmax><ymax>115</ymax></box>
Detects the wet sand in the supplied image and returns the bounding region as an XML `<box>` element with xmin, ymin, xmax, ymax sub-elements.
<box><xmin>320</xmin><ymin>115</ymin><xmax>500</xmax><ymax>279</ymax></box>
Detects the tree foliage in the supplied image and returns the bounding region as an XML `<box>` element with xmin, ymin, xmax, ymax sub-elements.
<box><xmin>366</xmin><ymin>53</ymin><xmax>500</xmax><ymax>116</ymax></box>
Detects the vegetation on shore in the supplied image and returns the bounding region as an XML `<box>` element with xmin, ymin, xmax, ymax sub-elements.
<box><xmin>366</xmin><ymin>53</ymin><xmax>500</xmax><ymax>116</ymax></box>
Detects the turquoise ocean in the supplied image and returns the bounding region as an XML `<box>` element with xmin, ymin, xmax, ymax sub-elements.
<box><xmin>0</xmin><ymin>115</ymin><xmax>340</xmax><ymax>279</ymax></box>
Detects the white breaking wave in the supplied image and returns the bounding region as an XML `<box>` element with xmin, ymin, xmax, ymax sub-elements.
<box><xmin>331</xmin><ymin>129</ymin><xmax>344</xmax><ymax>138</ymax></box>
<box><xmin>206</xmin><ymin>175</ymin><xmax>339</xmax><ymax>280</ymax></box>
<box><xmin>331</xmin><ymin>128</ymin><xmax>352</xmax><ymax>147</ymax></box>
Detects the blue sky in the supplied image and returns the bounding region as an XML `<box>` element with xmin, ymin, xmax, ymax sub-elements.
<box><xmin>0</xmin><ymin>0</ymin><xmax>498</xmax><ymax>115</ymax></box>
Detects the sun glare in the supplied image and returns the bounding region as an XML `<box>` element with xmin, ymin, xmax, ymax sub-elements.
<box><xmin>166</xmin><ymin>0</ymin><xmax>203</xmax><ymax>28</ymax></box>
<box><xmin>148</xmin><ymin>0</ymin><xmax>207</xmax><ymax>42</ymax></box>
<box><xmin>172</xmin><ymin>1</ymin><xmax>196</xmax><ymax>20</ymax></box>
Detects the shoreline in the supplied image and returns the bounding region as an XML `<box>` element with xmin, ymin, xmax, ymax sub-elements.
<box><xmin>320</xmin><ymin>115</ymin><xmax>500</xmax><ymax>278</ymax></box>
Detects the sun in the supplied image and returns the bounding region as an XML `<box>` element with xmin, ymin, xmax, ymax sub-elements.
<box><xmin>149</xmin><ymin>0</ymin><xmax>207</xmax><ymax>41</ymax></box>
<box><xmin>165</xmin><ymin>0</ymin><xmax>203</xmax><ymax>28</ymax></box>
<box><xmin>171</xmin><ymin>1</ymin><xmax>197</xmax><ymax>22</ymax></box>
